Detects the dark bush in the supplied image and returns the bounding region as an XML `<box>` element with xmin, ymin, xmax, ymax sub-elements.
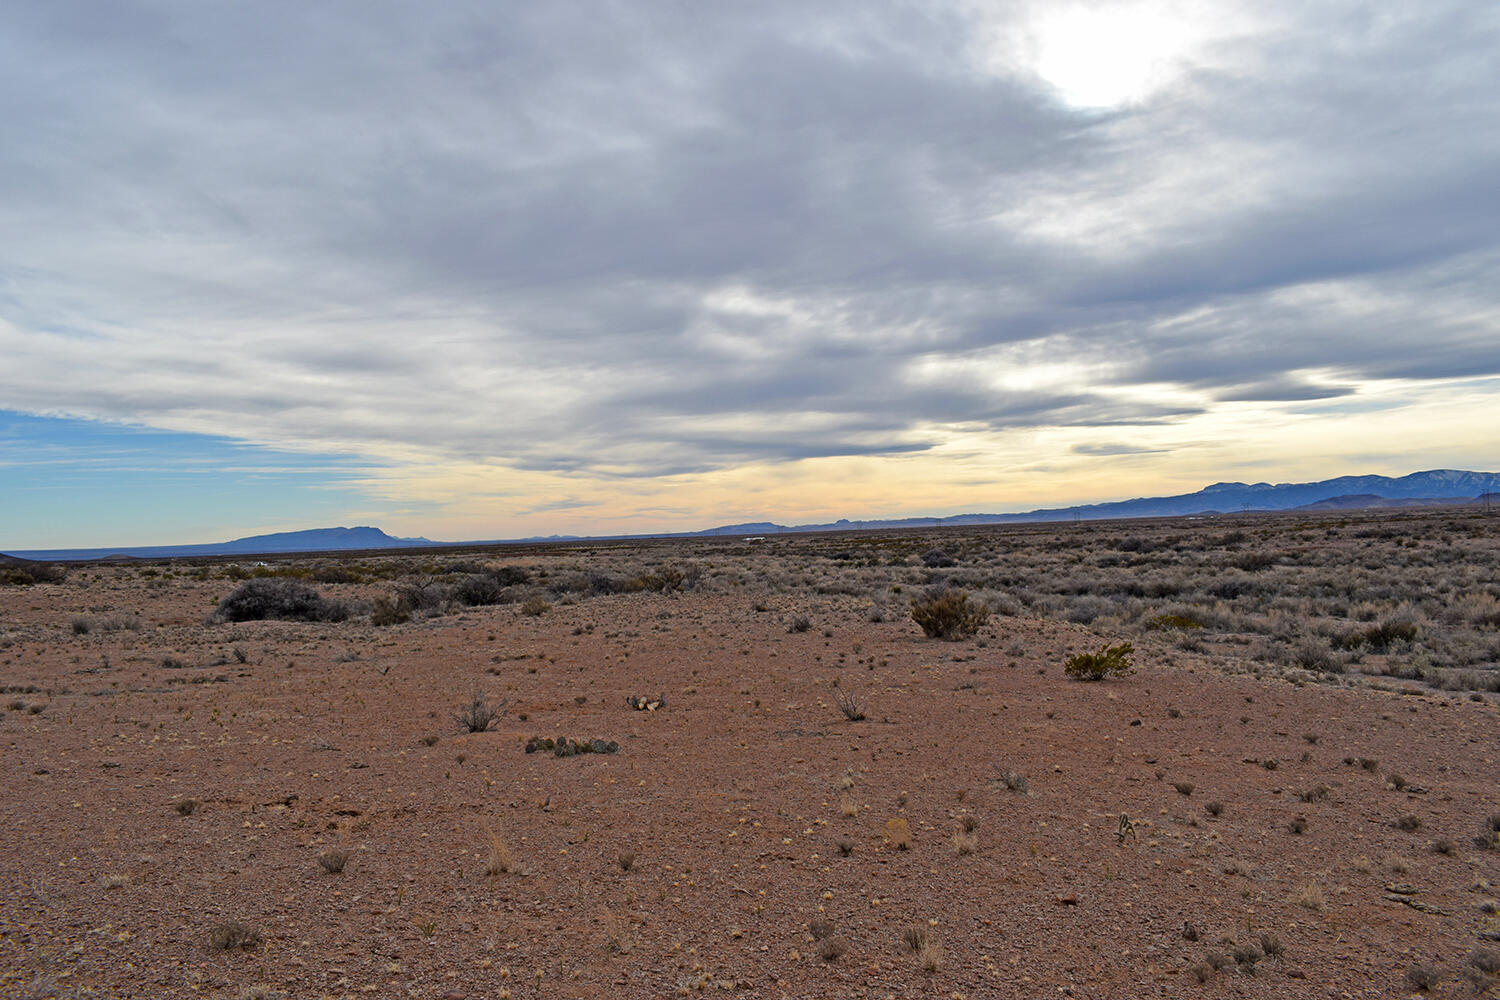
<box><xmin>212</xmin><ymin>578</ymin><xmax>348</xmax><ymax>623</ymax></box>
<box><xmin>921</xmin><ymin>549</ymin><xmax>956</xmax><ymax>568</ymax></box>
<box><xmin>453</xmin><ymin>573</ymin><xmax>506</xmax><ymax>606</ymax></box>
<box><xmin>0</xmin><ymin>557</ymin><xmax>68</xmax><ymax>586</ymax></box>
<box><xmin>1209</xmin><ymin>577</ymin><xmax>1258</xmax><ymax>600</ymax></box>
<box><xmin>454</xmin><ymin>690</ymin><xmax>508</xmax><ymax>733</ymax></box>
<box><xmin>910</xmin><ymin>588</ymin><xmax>989</xmax><ymax>640</ymax></box>
<box><xmin>490</xmin><ymin>565</ymin><xmax>531</xmax><ymax>587</ymax></box>
<box><xmin>397</xmin><ymin>578</ymin><xmax>450</xmax><ymax>614</ymax></box>
<box><xmin>1233</xmin><ymin>552</ymin><xmax>1277</xmax><ymax>572</ymax></box>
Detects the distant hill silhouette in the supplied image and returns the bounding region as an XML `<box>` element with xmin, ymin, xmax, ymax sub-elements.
<box><xmin>5</xmin><ymin>469</ymin><xmax>1498</xmax><ymax>561</ymax></box>
<box><xmin>7</xmin><ymin>526</ymin><xmax>433</xmax><ymax>562</ymax></box>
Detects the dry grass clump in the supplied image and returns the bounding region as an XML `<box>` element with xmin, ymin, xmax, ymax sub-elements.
<box><xmin>317</xmin><ymin>848</ymin><xmax>350</xmax><ymax>874</ymax></box>
<box><xmin>952</xmin><ymin>827</ymin><xmax>978</xmax><ymax>855</ymax></box>
<box><xmin>909</xmin><ymin>587</ymin><xmax>989</xmax><ymax>640</ymax></box>
<box><xmin>1293</xmin><ymin>883</ymin><xmax>1325</xmax><ymax>911</ymax></box>
<box><xmin>1204</xmin><ymin>800</ymin><xmax>1224</xmax><ymax>817</ymax></box>
<box><xmin>520</xmin><ymin>595</ymin><xmax>550</xmax><ymax>616</ymax></box>
<box><xmin>173</xmin><ymin>797</ymin><xmax>201</xmax><ymax>816</ymax></box>
<box><xmin>484</xmin><ymin>828</ymin><xmax>516</xmax><ymax>876</ymax></box>
<box><xmin>603</xmin><ymin>909</ymin><xmax>633</xmax><ymax>954</ymax></box>
<box><xmin>900</xmin><ymin>922</ymin><xmax>943</xmax><ymax>971</ymax></box>
<box><xmin>883</xmin><ymin>817</ymin><xmax>913</xmax><ymax>851</ymax></box>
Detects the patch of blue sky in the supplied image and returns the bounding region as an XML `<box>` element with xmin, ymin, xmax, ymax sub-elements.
<box><xmin>0</xmin><ymin>411</ymin><xmax>382</xmax><ymax>548</ymax></box>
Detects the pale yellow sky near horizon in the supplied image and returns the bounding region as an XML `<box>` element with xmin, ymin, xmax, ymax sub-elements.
<box><xmin>327</xmin><ymin>374</ymin><xmax>1500</xmax><ymax>542</ymax></box>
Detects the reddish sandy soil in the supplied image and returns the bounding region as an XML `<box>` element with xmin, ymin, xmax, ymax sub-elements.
<box><xmin>2</xmin><ymin>569</ymin><xmax>1498</xmax><ymax>999</ymax></box>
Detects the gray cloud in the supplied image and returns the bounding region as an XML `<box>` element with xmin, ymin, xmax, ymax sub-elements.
<box><xmin>1072</xmin><ymin>444</ymin><xmax>1169</xmax><ymax>457</ymax></box>
<box><xmin>0</xmin><ymin>1</ymin><xmax>1497</xmax><ymax>479</ymax></box>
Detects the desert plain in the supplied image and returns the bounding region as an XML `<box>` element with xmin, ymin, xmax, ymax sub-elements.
<box><xmin>2</xmin><ymin>508</ymin><xmax>1499</xmax><ymax>999</ymax></box>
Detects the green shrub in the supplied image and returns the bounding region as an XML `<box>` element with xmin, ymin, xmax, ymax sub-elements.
<box><xmin>910</xmin><ymin>588</ymin><xmax>989</xmax><ymax>640</ymax></box>
<box><xmin>1144</xmin><ymin>613</ymin><xmax>1202</xmax><ymax>630</ymax></box>
<box><xmin>1063</xmin><ymin>642</ymin><xmax>1135</xmax><ymax>681</ymax></box>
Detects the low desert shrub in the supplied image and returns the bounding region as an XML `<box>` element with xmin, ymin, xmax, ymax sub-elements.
<box><xmin>1145</xmin><ymin>612</ymin><xmax>1203</xmax><ymax>630</ymax></box>
<box><xmin>0</xmin><ymin>559</ymin><xmax>67</xmax><ymax>586</ymax></box>
<box><xmin>370</xmin><ymin>594</ymin><xmax>411</xmax><ymax>626</ymax></box>
<box><xmin>1405</xmin><ymin>963</ymin><xmax>1443</xmax><ymax>992</ymax></box>
<box><xmin>910</xmin><ymin>587</ymin><xmax>989</xmax><ymax>640</ymax></box>
<box><xmin>453</xmin><ymin>573</ymin><xmax>506</xmax><ymax>607</ymax></box>
<box><xmin>1476</xmin><ymin>814</ymin><xmax>1500</xmax><ymax>850</ymax></box>
<box><xmin>453</xmin><ymin>690</ymin><xmax>508</xmax><ymax>733</ymax></box>
<box><xmin>1063</xmin><ymin>642</ymin><xmax>1135</xmax><ymax>681</ymax></box>
<box><xmin>208</xmin><ymin>921</ymin><xmax>261</xmax><ymax>951</ymax></box>
<box><xmin>212</xmin><ymin>578</ymin><xmax>348</xmax><ymax>623</ymax></box>
<box><xmin>833</xmin><ymin>686</ymin><xmax>866</xmax><ymax>722</ymax></box>
<box><xmin>317</xmin><ymin>848</ymin><xmax>349</xmax><ymax>874</ymax></box>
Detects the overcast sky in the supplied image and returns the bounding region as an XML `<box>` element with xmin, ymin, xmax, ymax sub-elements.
<box><xmin>3</xmin><ymin>1</ymin><xmax>1498</xmax><ymax>547</ymax></box>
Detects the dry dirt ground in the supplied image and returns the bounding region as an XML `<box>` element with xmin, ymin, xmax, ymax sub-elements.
<box><xmin>2</xmin><ymin>519</ymin><xmax>1499</xmax><ymax>999</ymax></box>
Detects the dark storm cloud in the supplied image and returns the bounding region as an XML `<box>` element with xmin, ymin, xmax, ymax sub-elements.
<box><xmin>0</xmin><ymin>1</ymin><xmax>1497</xmax><ymax>475</ymax></box>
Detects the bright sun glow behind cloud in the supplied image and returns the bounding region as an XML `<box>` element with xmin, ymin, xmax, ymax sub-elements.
<box><xmin>977</xmin><ymin>2</ymin><xmax>1252</xmax><ymax>109</ymax></box>
<box><xmin>1033</xmin><ymin>5</ymin><xmax>1196</xmax><ymax>107</ymax></box>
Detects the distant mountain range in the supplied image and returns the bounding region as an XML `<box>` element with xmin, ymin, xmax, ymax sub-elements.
<box><xmin>694</xmin><ymin>469</ymin><xmax>1500</xmax><ymax>534</ymax></box>
<box><xmin>6</xmin><ymin>469</ymin><xmax>1498</xmax><ymax>561</ymax></box>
